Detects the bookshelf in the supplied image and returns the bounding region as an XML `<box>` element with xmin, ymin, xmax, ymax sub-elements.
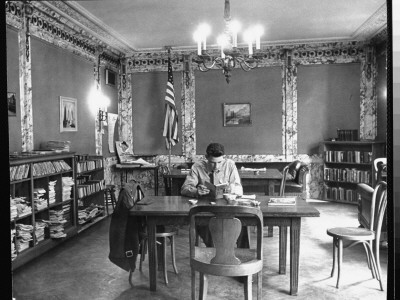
<box><xmin>320</xmin><ymin>141</ymin><xmax>386</xmax><ymax>205</ymax></box>
<box><xmin>10</xmin><ymin>153</ymin><xmax>77</xmax><ymax>270</ymax></box>
<box><xmin>74</xmin><ymin>155</ymin><xmax>106</xmax><ymax>233</ymax></box>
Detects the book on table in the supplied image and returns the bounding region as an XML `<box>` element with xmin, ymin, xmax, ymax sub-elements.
<box><xmin>204</xmin><ymin>181</ymin><xmax>228</xmax><ymax>199</ymax></box>
<box><xmin>267</xmin><ymin>197</ymin><xmax>296</xmax><ymax>206</ymax></box>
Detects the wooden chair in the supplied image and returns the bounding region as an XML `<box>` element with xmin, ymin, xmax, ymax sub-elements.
<box><xmin>189</xmin><ymin>205</ymin><xmax>263</xmax><ymax>300</ymax></box>
<box><xmin>276</xmin><ymin>160</ymin><xmax>309</xmax><ymax>199</ymax></box>
<box><xmin>327</xmin><ymin>181</ymin><xmax>387</xmax><ymax>290</ymax></box>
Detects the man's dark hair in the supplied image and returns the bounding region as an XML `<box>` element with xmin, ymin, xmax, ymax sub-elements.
<box><xmin>206</xmin><ymin>143</ymin><xmax>224</xmax><ymax>157</ymax></box>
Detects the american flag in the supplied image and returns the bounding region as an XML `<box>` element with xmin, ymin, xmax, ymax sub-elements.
<box><xmin>162</xmin><ymin>56</ymin><xmax>179</xmax><ymax>149</ymax></box>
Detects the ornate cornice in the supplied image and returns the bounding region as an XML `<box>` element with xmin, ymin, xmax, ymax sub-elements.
<box><xmin>44</xmin><ymin>1</ymin><xmax>135</xmax><ymax>56</ymax></box>
<box><xmin>352</xmin><ymin>3</ymin><xmax>387</xmax><ymax>40</ymax></box>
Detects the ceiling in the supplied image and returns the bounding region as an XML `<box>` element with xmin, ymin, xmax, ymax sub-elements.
<box><xmin>73</xmin><ymin>0</ymin><xmax>387</xmax><ymax>53</ymax></box>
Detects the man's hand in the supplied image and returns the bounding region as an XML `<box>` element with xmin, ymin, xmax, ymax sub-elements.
<box><xmin>197</xmin><ymin>184</ymin><xmax>210</xmax><ymax>196</ymax></box>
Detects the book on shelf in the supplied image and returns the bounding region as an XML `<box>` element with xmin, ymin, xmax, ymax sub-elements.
<box><xmin>267</xmin><ymin>197</ymin><xmax>296</xmax><ymax>206</ymax></box>
<box><xmin>204</xmin><ymin>181</ymin><xmax>228</xmax><ymax>199</ymax></box>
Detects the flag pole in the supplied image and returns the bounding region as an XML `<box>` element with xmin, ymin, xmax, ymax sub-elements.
<box><xmin>166</xmin><ymin>46</ymin><xmax>172</xmax><ymax>170</ymax></box>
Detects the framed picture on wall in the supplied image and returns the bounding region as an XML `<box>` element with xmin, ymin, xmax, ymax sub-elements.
<box><xmin>60</xmin><ymin>96</ymin><xmax>78</xmax><ymax>132</ymax></box>
<box><xmin>223</xmin><ymin>103</ymin><xmax>252</xmax><ymax>127</ymax></box>
<box><xmin>8</xmin><ymin>92</ymin><xmax>17</xmax><ymax>116</ymax></box>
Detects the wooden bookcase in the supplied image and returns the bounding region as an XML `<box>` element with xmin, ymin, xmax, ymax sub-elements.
<box><xmin>10</xmin><ymin>153</ymin><xmax>77</xmax><ymax>270</ymax></box>
<box><xmin>320</xmin><ymin>141</ymin><xmax>386</xmax><ymax>204</ymax></box>
<box><xmin>74</xmin><ymin>155</ymin><xmax>106</xmax><ymax>233</ymax></box>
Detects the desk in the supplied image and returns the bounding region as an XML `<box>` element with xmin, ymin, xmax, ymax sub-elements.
<box><xmin>163</xmin><ymin>168</ymin><xmax>282</xmax><ymax>196</ymax></box>
<box><xmin>130</xmin><ymin>195</ymin><xmax>320</xmax><ymax>295</ymax></box>
<box><xmin>115</xmin><ymin>164</ymin><xmax>159</xmax><ymax>196</ymax></box>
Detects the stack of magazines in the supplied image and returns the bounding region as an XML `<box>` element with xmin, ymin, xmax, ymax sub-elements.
<box><xmin>33</xmin><ymin>188</ymin><xmax>47</xmax><ymax>211</ymax></box>
<box><xmin>34</xmin><ymin>221</ymin><xmax>47</xmax><ymax>244</ymax></box>
<box><xmin>49</xmin><ymin>180</ymin><xmax>57</xmax><ymax>204</ymax></box>
<box><xmin>62</xmin><ymin>177</ymin><xmax>74</xmax><ymax>201</ymax></box>
<box><xmin>16</xmin><ymin>223</ymin><xmax>33</xmax><ymax>252</ymax></box>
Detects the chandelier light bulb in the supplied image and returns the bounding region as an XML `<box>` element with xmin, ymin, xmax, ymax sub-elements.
<box><xmin>253</xmin><ymin>25</ymin><xmax>264</xmax><ymax>49</ymax></box>
<box><xmin>217</xmin><ymin>34</ymin><xmax>228</xmax><ymax>58</ymax></box>
<box><xmin>229</xmin><ymin>20</ymin><xmax>241</xmax><ymax>47</ymax></box>
<box><xmin>197</xmin><ymin>23</ymin><xmax>211</xmax><ymax>51</ymax></box>
<box><xmin>244</xmin><ymin>29</ymin><xmax>254</xmax><ymax>55</ymax></box>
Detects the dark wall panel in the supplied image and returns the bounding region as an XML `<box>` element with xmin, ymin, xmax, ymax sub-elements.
<box><xmin>7</xmin><ymin>26</ymin><xmax>21</xmax><ymax>153</ymax></box>
<box><xmin>31</xmin><ymin>37</ymin><xmax>96</xmax><ymax>155</ymax></box>
<box><xmin>132</xmin><ymin>71</ymin><xmax>182</xmax><ymax>155</ymax></box>
<box><xmin>297</xmin><ymin>63</ymin><xmax>361</xmax><ymax>155</ymax></box>
<box><xmin>195</xmin><ymin>67</ymin><xmax>282</xmax><ymax>155</ymax></box>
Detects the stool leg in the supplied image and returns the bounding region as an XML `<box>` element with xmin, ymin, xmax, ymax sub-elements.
<box><xmin>162</xmin><ymin>237</ymin><xmax>168</xmax><ymax>285</ymax></box>
<box><xmin>105</xmin><ymin>190</ymin><xmax>109</xmax><ymax>216</ymax></box>
<box><xmin>139</xmin><ymin>238</ymin><xmax>147</xmax><ymax>272</ymax></box>
<box><xmin>170</xmin><ymin>235</ymin><xmax>178</xmax><ymax>274</ymax></box>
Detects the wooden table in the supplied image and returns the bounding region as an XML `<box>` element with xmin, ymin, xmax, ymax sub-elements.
<box><xmin>129</xmin><ymin>195</ymin><xmax>320</xmax><ymax>295</ymax></box>
<box><xmin>163</xmin><ymin>168</ymin><xmax>283</xmax><ymax>196</ymax></box>
<box><xmin>115</xmin><ymin>164</ymin><xmax>159</xmax><ymax>196</ymax></box>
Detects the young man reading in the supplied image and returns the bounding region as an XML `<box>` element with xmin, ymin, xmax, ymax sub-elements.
<box><xmin>181</xmin><ymin>143</ymin><xmax>249</xmax><ymax>248</ymax></box>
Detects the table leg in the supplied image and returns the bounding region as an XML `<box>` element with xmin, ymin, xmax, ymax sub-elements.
<box><xmin>147</xmin><ymin>218</ymin><xmax>157</xmax><ymax>291</ymax></box>
<box><xmin>290</xmin><ymin>218</ymin><xmax>301</xmax><ymax>296</ymax></box>
<box><xmin>279</xmin><ymin>226</ymin><xmax>287</xmax><ymax>274</ymax></box>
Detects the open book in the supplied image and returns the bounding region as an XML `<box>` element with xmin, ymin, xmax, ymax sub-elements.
<box><xmin>267</xmin><ymin>197</ymin><xmax>296</xmax><ymax>206</ymax></box>
<box><xmin>204</xmin><ymin>181</ymin><xmax>228</xmax><ymax>199</ymax></box>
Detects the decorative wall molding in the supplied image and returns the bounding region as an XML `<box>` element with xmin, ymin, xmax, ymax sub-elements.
<box><xmin>352</xmin><ymin>3</ymin><xmax>387</xmax><ymax>40</ymax></box>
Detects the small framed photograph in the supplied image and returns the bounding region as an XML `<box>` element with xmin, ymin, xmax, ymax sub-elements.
<box><xmin>8</xmin><ymin>92</ymin><xmax>17</xmax><ymax>116</ymax></box>
<box><xmin>105</xmin><ymin>68</ymin><xmax>116</xmax><ymax>86</ymax></box>
<box><xmin>223</xmin><ymin>103</ymin><xmax>252</xmax><ymax>127</ymax></box>
<box><xmin>60</xmin><ymin>96</ymin><xmax>78</xmax><ymax>132</ymax></box>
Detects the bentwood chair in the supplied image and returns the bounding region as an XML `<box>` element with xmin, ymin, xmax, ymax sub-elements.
<box><xmin>374</xmin><ymin>158</ymin><xmax>387</xmax><ymax>183</ymax></box>
<box><xmin>189</xmin><ymin>205</ymin><xmax>263</xmax><ymax>300</ymax></box>
<box><xmin>327</xmin><ymin>181</ymin><xmax>387</xmax><ymax>290</ymax></box>
<box><xmin>276</xmin><ymin>160</ymin><xmax>309</xmax><ymax>199</ymax></box>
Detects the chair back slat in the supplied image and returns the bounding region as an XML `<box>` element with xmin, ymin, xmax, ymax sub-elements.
<box><xmin>189</xmin><ymin>205</ymin><xmax>263</xmax><ymax>261</ymax></box>
<box><xmin>209</xmin><ymin>217</ymin><xmax>242</xmax><ymax>265</ymax></box>
<box><xmin>369</xmin><ymin>181</ymin><xmax>387</xmax><ymax>232</ymax></box>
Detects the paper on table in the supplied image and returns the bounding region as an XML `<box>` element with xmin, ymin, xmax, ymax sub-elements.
<box><xmin>241</xmin><ymin>194</ymin><xmax>256</xmax><ymax>200</ymax></box>
<box><xmin>240</xmin><ymin>167</ymin><xmax>267</xmax><ymax>172</ymax></box>
<box><xmin>268</xmin><ymin>197</ymin><xmax>296</xmax><ymax>205</ymax></box>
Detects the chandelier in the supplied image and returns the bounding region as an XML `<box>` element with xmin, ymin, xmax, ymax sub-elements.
<box><xmin>193</xmin><ymin>0</ymin><xmax>264</xmax><ymax>83</ymax></box>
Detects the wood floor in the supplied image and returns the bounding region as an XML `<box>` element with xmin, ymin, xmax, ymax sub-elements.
<box><xmin>11</xmin><ymin>200</ymin><xmax>389</xmax><ymax>300</ymax></box>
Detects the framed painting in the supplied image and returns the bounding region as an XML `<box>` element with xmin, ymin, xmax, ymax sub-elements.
<box><xmin>222</xmin><ymin>103</ymin><xmax>252</xmax><ymax>127</ymax></box>
<box><xmin>8</xmin><ymin>92</ymin><xmax>17</xmax><ymax>116</ymax></box>
<box><xmin>60</xmin><ymin>96</ymin><xmax>78</xmax><ymax>132</ymax></box>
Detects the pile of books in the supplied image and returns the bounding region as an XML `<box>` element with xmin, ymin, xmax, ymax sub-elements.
<box><xmin>62</xmin><ymin>177</ymin><xmax>74</xmax><ymax>201</ymax></box>
<box><xmin>15</xmin><ymin>223</ymin><xmax>33</xmax><ymax>252</ymax></box>
<box><xmin>33</xmin><ymin>187</ymin><xmax>47</xmax><ymax>211</ymax></box>
<box><xmin>49</xmin><ymin>180</ymin><xmax>57</xmax><ymax>204</ymax></box>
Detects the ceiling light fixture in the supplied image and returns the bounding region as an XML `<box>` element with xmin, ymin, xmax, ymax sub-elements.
<box><xmin>193</xmin><ymin>0</ymin><xmax>264</xmax><ymax>83</ymax></box>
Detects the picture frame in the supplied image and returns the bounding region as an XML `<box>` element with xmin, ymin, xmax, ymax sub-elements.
<box><xmin>105</xmin><ymin>68</ymin><xmax>116</xmax><ymax>86</ymax></box>
<box><xmin>222</xmin><ymin>103</ymin><xmax>252</xmax><ymax>127</ymax></box>
<box><xmin>60</xmin><ymin>96</ymin><xmax>78</xmax><ymax>132</ymax></box>
<box><xmin>8</xmin><ymin>92</ymin><xmax>17</xmax><ymax>116</ymax></box>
